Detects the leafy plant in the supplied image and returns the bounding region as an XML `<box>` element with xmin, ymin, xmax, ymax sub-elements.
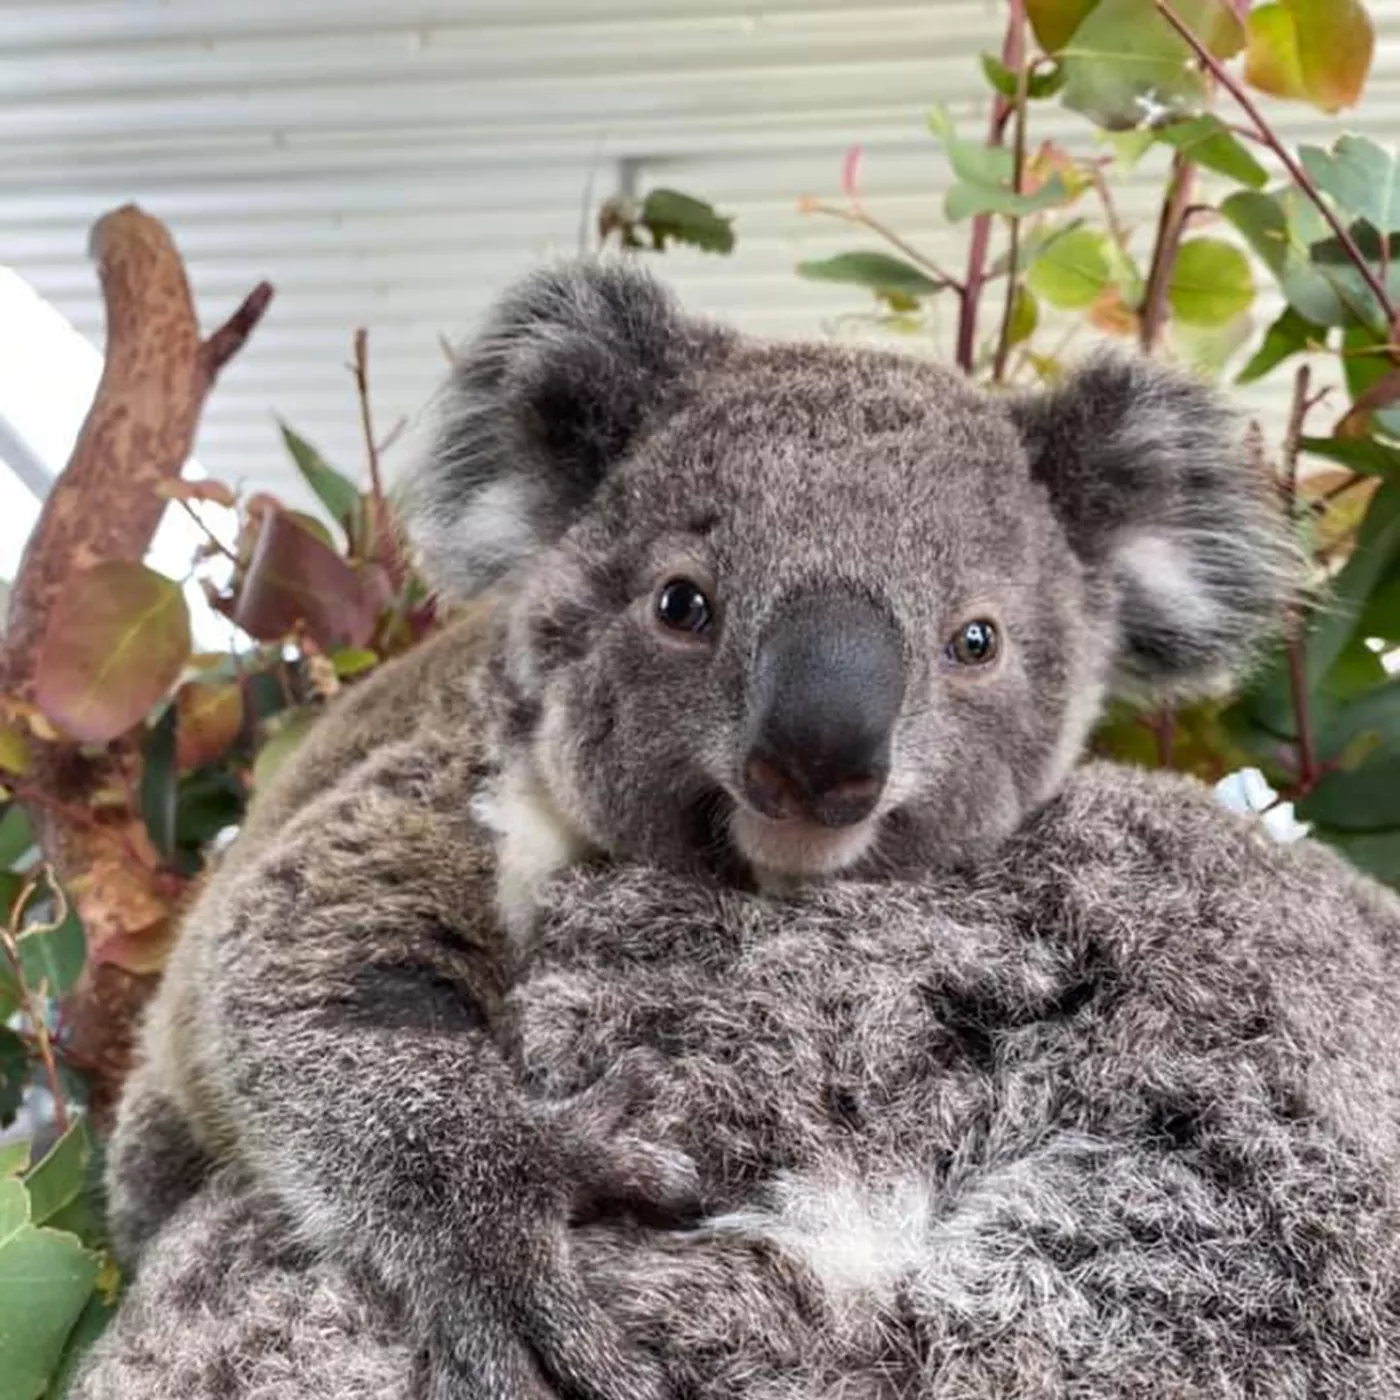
<box><xmin>624</xmin><ymin>0</ymin><xmax>1400</xmax><ymax>881</ymax></box>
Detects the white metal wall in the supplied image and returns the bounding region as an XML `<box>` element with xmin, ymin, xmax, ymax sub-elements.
<box><xmin>4</xmin><ymin>0</ymin><xmax>1400</xmax><ymax>510</ymax></box>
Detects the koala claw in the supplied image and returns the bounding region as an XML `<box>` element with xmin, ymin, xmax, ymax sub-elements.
<box><xmin>430</xmin><ymin>1254</ymin><xmax>674</xmax><ymax>1400</ymax></box>
<box><xmin>542</xmin><ymin>1049</ymin><xmax>701</xmax><ymax>1225</ymax></box>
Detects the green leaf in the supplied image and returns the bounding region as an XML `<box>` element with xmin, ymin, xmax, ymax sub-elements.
<box><xmin>944</xmin><ymin>175</ymin><xmax>1071</xmax><ymax>222</ymax></box>
<box><xmin>44</xmin><ymin>1289</ymin><xmax>119</xmax><ymax>1400</ymax></box>
<box><xmin>1221</xmin><ymin>187</ymin><xmax>1378</xmax><ymax>328</ymax></box>
<box><xmin>1153</xmin><ymin>115</ymin><xmax>1268</xmax><ymax>190</ymax></box>
<box><xmin>796</xmin><ymin>251</ymin><xmax>946</xmax><ymax>310</ymax></box>
<box><xmin>0</xmin><ymin>1030</ymin><xmax>26</xmax><ymax>1129</ymax></box>
<box><xmin>1243</xmin><ymin>4</ymin><xmax>1308</xmax><ymax>102</ymax></box>
<box><xmin>23</xmin><ymin>1118</ymin><xmax>90</xmax><ymax>1229</ymax></box>
<box><xmin>330</xmin><ymin>646</ymin><xmax>379</xmax><ymax>679</ymax></box>
<box><xmin>0</xmin><ymin>1206</ymin><xmax>99</xmax><ymax>1400</ymax></box>
<box><xmin>1058</xmin><ymin>0</ymin><xmax>1204</xmax><ymax>131</ymax></box>
<box><xmin>0</xmin><ymin>1143</ymin><xmax>27</xmax><ymax>1178</ymax></box>
<box><xmin>174</xmin><ymin>767</ymin><xmax>246</xmax><ymax>853</ymax></box>
<box><xmin>1236</xmin><ymin>305</ymin><xmax>1325</xmax><ymax>385</ymax></box>
<box><xmin>1299</xmin><ymin>435</ymin><xmax>1400</xmax><ymax>477</ymax></box>
<box><xmin>1299</xmin><ymin>751</ymin><xmax>1400</xmax><ymax>830</ymax></box>
<box><xmin>33</xmin><ymin>563</ymin><xmax>192</xmax><ymax>746</ymax></box>
<box><xmin>981</xmin><ymin>52</ymin><xmax>1019</xmax><ymax>97</ymax></box>
<box><xmin>1315</xmin><ymin>676</ymin><xmax>1400</xmax><ymax>764</ymax></box>
<box><xmin>1025</xmin><ymin>227</ymin><xmax>1111</xmax><ymax>308</ymax></box>
<box><xmin>1314</xmin><ymin>825</ymin><xmax>1400</xmax><ymax>885</ymax></box>
<box><xmin>0</xmin><ymin>806</ymin><xmax>35</xmax><ymax>871</ymax></box>
<box><xmin>1171</xmin><ymin>311</ymin><xmax>1255</xmax><ymax>383</ymax></box>
<box><xmin>278</xmin><ymin>424</ymin><xmax>361</xmax><ymax>545</ymax></box>
<box><xmin>16</xmin><ymin>901</ymin><xmax>85</xmax><ymax>1001</ymax></box>
<box><xmin>1166</xmin><ymin>238</ymin><xmax>1254</xmax><ymax>327</ymax></box>
<box><xmin>639</xmin><ymin>188</ymin><xmax>736</xmax><ymax>255</ymax></box>
<box><xmin>1026</xmin><ymin>0</ymin><xmax>1099</xmax><ymax>53</ymax></box>
<box><xmin>1299</xmin><ymin>135</ymin><xmax>1400</xmax><ymax>236</ymax></box>
<box><xmin>1341</xmin><ymin>323</ymin><xmax>1400</xmax><ymax>440</ymax></box>
<box><xmin>140</xmin><ymin>702</ymin><xmax>178</xmax><ymax>859</ymax></box>
<box><xmin>1006</xmin><ymin>284</ymin><xmax>1040</xmax><ymax>348</ymax></box>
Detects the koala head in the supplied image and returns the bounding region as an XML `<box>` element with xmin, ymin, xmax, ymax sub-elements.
<box><xmin>403</xmin><ymin>258</ymin><xmax>1298</xmax><ymax>891</ymax></box>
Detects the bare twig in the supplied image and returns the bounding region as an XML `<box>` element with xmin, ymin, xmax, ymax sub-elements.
<box><xmin>175</xmin><ymin>496</ymin><xmax>239</xmax><ymax>565</ymax></box>
<box><xmin>1089</xmin><ymin>161</ymin><xmax>1132</xmax><ymax>256</ymax></box>
<box><xmin>1138</xmin><ymin>152</ymin><xmax>1195</xmax><ymax>353</ymax></box>
<box><xmin>801</xmin><ymin>202</ymin><xmax>962</xmax><ymax>289</ymax></box>
<box><xmin>992</xmin><ymin>45</ymin><xmax>1032</xmax><ymax>384</ymax></box>
<box><xmin>956</xmin><ymin>0</ymin><xmax>1024</xmax><ymax>374</ymax></box>
<box><xmin>351</xmin><ymin>329</ymin><xmax>387</xmax><ymax>509</ymax></box>
<box><xmin>201</xmin><ymin>282</ymin><xmax>274</xmax><ymax>378</ymax></box>
<box><xmin>1156</xmin><ymin>0</ymin><xmax>1397</xmax><ymax>334</ymax></box>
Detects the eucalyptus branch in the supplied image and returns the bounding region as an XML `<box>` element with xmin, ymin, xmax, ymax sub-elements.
<box><xmin>351</xmin><ymin>329</ymin><xmax>387</xmax><ymax>510</ymax></box>
<box><xmin>956</xmin><ymin>0</ymin><xmax>1024</xmax><ymax>374</ymax></box>
<box><xmin>1138</xmin><ymin>152</ymin><xmax>1195</xmax><ymax>353</ymax></box>
<box><xmin>801</xmin><ymin>202</ymin><xmax>962</xmax><ymax>289</ymax></box>
<box><xmin>1155</xmin><ymin>0</ymin><xmax>1398</xmax><ymax>333</ymax></box>
<box><xmin>992</xmin><ymin>50</ymin><xmax>1032</xmax><ymax>384</ymax></box>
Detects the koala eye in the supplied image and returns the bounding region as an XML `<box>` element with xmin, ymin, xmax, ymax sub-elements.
<box><xmin>946</xmin><ymin>619</ymin><xmax>999</xmax><ymax>667</ymax></box>
<box><xmin>655</xmin><ymin>578</ymin><xmax>713</xmax><ymax>635</ymax></box>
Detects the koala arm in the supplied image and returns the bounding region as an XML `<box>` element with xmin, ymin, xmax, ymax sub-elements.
<box><xmin>194</xmin><ymin>733</ymin><xmax>696</xmax><ymax>1400</ymax></box>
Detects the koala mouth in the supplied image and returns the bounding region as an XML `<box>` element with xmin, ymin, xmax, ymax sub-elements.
<box><xmin>727</xmin><ymin>802</ymin><xmax>879</xmax><ymax>882</ymax></box>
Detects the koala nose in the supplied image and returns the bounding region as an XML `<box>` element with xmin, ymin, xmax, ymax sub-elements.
<box><xmin>742</xmin><ymin>590</ymin><xmax>906</xmax><ymax>829</ymax></box>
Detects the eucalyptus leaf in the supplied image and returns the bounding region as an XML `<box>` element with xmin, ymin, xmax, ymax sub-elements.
<box><xmin>1237</xmin><ymin>305</ymin><xmax>1325</xmax><ymax>385</ymax></box>
<box><xmin>1025</xmin><ymin>228</ymin><xmax>1112</xmax><ymax>308</ymax></box>
<box><xmin>1154</xmin><ymin>115</ymin><xmax>1267</xmax><ymax>190</ymax></box>
<box><xmin>1299</xmin><ymin>135</ymin><xmax>1400</xmax><ymax>236</ymax></box>
<box><xmin>796</xmin><ymin>252</ymin><xmax>947</xmax><ymax>310</ymax></box>
<box><xmin>1166</xmin><ymin>238</ymin><xmax>1254</xmax><ymax>327</ymax></box>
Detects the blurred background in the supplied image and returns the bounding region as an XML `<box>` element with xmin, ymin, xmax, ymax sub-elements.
<box><xmin>3</xmin><ymin>0</ymin><xmax>1399</xmax><ymax>584</ymax></box>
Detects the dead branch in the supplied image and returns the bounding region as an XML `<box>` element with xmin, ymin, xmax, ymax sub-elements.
<box><xmin>1</xmin><ymin>203</ymin><xmax>273</xmax><ymax>1127</ymax></box>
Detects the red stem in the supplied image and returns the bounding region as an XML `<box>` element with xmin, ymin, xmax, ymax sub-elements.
<box><xmin>956</xmin><ymin>0</ymin><xmax>1024</xmax><ymax>375</ymax></box>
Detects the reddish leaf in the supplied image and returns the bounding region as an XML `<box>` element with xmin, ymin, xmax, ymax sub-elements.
<box><xmin>230</xmin><ymin>510</ymin><xmax>377</xmax><ymax>649</ymax></box>
<box><xmin>34</xmin><ymin>563</ymin><xmax>192</xmax><ymax>745</ymax></box>
<box><xmin>173</xmin><ymin>681</ymin><xmax>245</xmax><ymax>771</ymax></box>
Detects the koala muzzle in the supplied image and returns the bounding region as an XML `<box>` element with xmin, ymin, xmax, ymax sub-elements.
<box><xmin>742</xmin><ymin>590</ymin><xmax>906</xmax><ymax>829</ymax></box>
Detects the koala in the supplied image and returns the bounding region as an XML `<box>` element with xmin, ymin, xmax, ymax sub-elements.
<box><xmin>79</xmin><ymin>762</ymin><xmax>1400</xmax><ymax>1400</ymax></box>
<box><xmin>99</xmin><ymin>255</ymin><xmax>1299</xmax><ymax>1400</ymax></box>
<box><xmin>402</xmin><ymin>257</ymin><xmax>1297</xmax><ymax>939</ymax></box>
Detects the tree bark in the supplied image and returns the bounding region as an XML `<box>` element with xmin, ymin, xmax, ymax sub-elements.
<box><xmin>2</xmin><ymin>203</ymin><xmax>272</xmax><ymax>1129</ymax></box>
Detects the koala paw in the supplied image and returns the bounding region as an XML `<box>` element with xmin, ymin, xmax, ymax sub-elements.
<box><xmin>428</xmin><ymin>1239</ymin><xmax>676</xmax><ymax>1400</ymax></box>
<box><xmin>542</xmin><ymin>1048</ymin><xmax>702</xmax><ymax>1227</ymax></box>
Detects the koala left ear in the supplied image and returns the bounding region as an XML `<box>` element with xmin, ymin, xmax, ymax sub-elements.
<box><xmin>399</xmin><ymin>257</ymin><xmax>725</xmax><ymax>602</ymax></box>
<box><xmin>1009</xmin><ymin>349</ymin><xmax>1303</xmax><ymax>702</ymax></box>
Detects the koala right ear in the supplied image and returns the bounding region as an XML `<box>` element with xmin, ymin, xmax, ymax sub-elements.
<box><xmin>401</xmin><ymin>257</ymin><xmax>720</xmax><ymax>600</ymax></box>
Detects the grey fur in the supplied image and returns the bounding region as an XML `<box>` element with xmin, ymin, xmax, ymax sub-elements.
<box><xmin>91</xmin><ymin>258</ymin><xmax>1306</xmax><ymax>1400</ymax></box>
<box><xmin>402</xmin><ymin>257</ymin><xmax>1300</xmax><ymax>913</ymax></box>
<box><xmin>79</xmin><ymin>761</ymin><xmax>1400</xmax><ymax>1398</ymax></box>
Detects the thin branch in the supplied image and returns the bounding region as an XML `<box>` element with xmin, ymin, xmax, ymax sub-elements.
<box><xmin>1138</xmin><ymin>152</ymin><xmax>1195</xmax><ymax>353</ymax></box>
<box><xmin>992</xmin><ymin>53</ymin><xmax>1032</xmax><ymax>384</ymax></box>
<box><xmin>201</xmin><ymin>282</ymin><xmax>274</xmax><ymax>377</ymax></box>
<box><xmin>801</xmin><ymin>202</ymin><xmax>962</xmax><ymax>289</ymax></box>
<box><xmin>1281</xmin><ymin>365</ymin><xmax>1317</xmax><ymax>791</ymax></box>
<box><xmin>351</xmin><ymin>329</ymin><xmax>387</xmax><ymax>509</ymax></box>
<box><xmin>1155</xmin><ymin>0</ymin><xmax>1398</xmax><ymax>333</ymax></box>
<box><xmin>175</xmin><ymin>496</ymin><xmax>238</xmax><ymax>565</ymax></box>
<box><xmin>956</xmin><ymin>0</ymin><xmax>1024</xmax><ymax>374</ymax></box>
<box><xmin>1088</xmin><ymin>161</ymin><xmax>1132</xmax><ymax>257</ymax></box>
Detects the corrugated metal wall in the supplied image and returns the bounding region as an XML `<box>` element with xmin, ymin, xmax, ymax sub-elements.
<box><xmin>4</xmin><ymin>1</ymin><xmax>1400</xmax><ymax>509</ymax></box>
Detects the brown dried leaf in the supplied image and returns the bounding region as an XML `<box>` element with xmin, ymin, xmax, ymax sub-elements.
<box><xmin>173</xmin><ymin>680</ymin><xmax>244</xmax><ymax>771</ymax></box>
<box><xmin>34</xmin><ymin>562</ymin><xmax>192</xmax><ymax>745</ymax></box>
<box><xmin>1087</xmin><ymin>286</ymin><xmax>1140</xmax><ymax>337</ymax></box>
<box><xmin>91</xmin><ymin>916</ymin><xmax>178</xmax><ymax>976</ymax></box>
